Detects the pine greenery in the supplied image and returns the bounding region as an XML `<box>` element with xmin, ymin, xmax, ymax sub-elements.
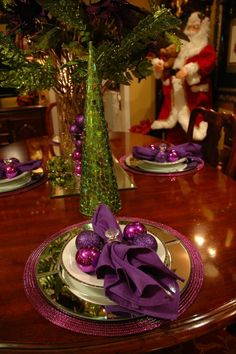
<box><xmin>0</xmin><ymin>0</ymin><xmax>182</xmax><ymax>93</ymax></box>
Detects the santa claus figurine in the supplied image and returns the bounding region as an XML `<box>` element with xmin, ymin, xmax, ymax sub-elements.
<box><xmin>151</xmin><ymin>12</ymin><xmax>217</xmax><ymax>144</ymax></box>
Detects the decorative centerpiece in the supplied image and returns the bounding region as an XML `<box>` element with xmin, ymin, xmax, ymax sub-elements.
<box><xmin>79</xmin><ymin>42</ymin><xmax>121</xmax><ymax>216</ymax></box>
<box><xmin>0</xmin><ymin>1</ymin><xmax>184</xmax><ymax>191</ymax></box>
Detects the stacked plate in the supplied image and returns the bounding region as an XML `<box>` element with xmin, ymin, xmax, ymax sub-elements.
<box><xmin>61</xmin><ymin>229</ymin><xmax>168</xmax><ymax>305</ymax></box>
<box><xmin>126</xmin><ymin>155</ymin><xmax>188</xmax><ymax>173</ymax></box>
<box><xmin>0</xmin><ymin>171</ymin><xmax>32</xmax><ymax>192</ymax></box>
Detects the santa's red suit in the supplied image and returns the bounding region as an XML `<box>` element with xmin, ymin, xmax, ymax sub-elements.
<box><xmin>151</xmin><ymin>12</ymin><xmax>217</xmax><ymax>144</ymax></box>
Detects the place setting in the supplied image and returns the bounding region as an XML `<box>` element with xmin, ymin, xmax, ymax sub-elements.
<box><xmin>119</xmin><ymin>142</ymin><xmax>204</xmax><ymax>177</ymax></box>
<box><xmin>24</xmin><ymin>204</ymin><xmax>203</xmax><ymax>337</ymax></box>
<box><xmin>0</xmin><ymin>158</ymin><xmax>45</xmax><ymax>197</ymax></box>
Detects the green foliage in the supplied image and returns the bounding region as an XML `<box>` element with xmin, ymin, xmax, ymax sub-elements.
<box><xmin>47</xmin><ymin>156</ymin><xmax>75</xmax><ymax>188</ymax></box>
<box><xmin>0</xmin><ymin>1</ymin><xmax>183</xmax><ymax>91</ymax></box>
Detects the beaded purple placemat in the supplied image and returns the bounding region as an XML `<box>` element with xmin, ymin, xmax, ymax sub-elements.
<box><xmin>119</xmin><ymin>155</ymin><xmax>204</xmax><ymax>177</ymax></box>
<box><xmin>0</xmin><ymin>173</ymin><xmax>46</xmax><ymax>198</ymax></box>
<box><xmin>24</xmin><ymin>218</ymin><xmax>203</xmax><ymax>337</ymax></box>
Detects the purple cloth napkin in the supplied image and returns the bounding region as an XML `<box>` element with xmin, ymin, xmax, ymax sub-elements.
<box><xmin>0</xmin><ymin>158</ymin><xmax>42</xmax><ymax>179</ymax></box>
<box><xmin>133</xmin><ymin>143</ymin><xmax>202</xmax><ymax>162</ymax></box>
<box><xmin>92</xmin><ymin>204</ymin><xmax>183</xmax><ymax>320</ymax></box>
<box><xmin>92</xmin><ymin>204</ymin><xmax>123</xmax><ymax>242</ymax></box>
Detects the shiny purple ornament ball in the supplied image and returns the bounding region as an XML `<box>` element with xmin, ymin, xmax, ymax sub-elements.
<box><xmin>155</xmin><ymin>150</ymin><xmax>167</xmax><ymax>162</ymax></box>
<box><xmin>123</xmin><ymin>222</ymin><xmax>147</xmax><ymax>240</ymax></box>
<box><xmin>74</xmin><ymin>163</ymin><xmax>82</xmax><ymax>176</ymax></box>
<box><xmin>69</xmin><ymin>123</ymin><xmax>80</xmax><ymax>135</ymax></box>
<box><xmin>167</xmin><ymin>149</ymin><xmax>179</xmax><ymax>162</ymax></box>
<box><xmin>74</xmin><ymin>139</ymin><xmax>83</xmax><ymax>152</ymax></box>
<box><xmin>72</xmin><ymin>150</ymin><xmax>82</xmax><ymax>162</ymax></box>
<box><xmin>75</xmin><ymin>246</ymin><xmax>100</xmax><ymax>273</ymax></box>
<box><xmin>75</xmin><ymin>230</ymin><xmax>104</xmax><ymax>250</ymax></box>
<box><xmin>130</xmin><ymin>233</ymin><xmax>158</xmax><ymax>251</ymax></box>
<box><xmin>75</xmin><ymin>114</ymin><xmax>84</xmax><ymax>128</ymax></box>
<box><xmin>5</xmin><ymin>165</ymin><xmax>18</xmax><ymax>178</ymax></box>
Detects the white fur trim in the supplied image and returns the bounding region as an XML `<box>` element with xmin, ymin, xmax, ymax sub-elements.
<box><xmin>192</xmin><ymin>121</ymin><xmax>208</xmax><ymax>141</ymax></box>
<box><xmin>151</xmin><ymin>113</ymin><xmax>178</xmax><ymax>129</ymax></box>
<box><xmin>184</xmin><ymin>62</ymin><xmax>201</xmax><ymax>85</ymax></box>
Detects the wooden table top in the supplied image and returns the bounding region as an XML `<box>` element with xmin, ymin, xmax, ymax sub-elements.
<box><xmin>0</xmin><ymin>132</ymin><xmax>236</xmax><ymax>354</ymax></box>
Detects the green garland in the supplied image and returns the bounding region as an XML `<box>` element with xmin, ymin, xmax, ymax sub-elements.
<box><xmin>47</xmin><ymin>156</ymin><xmax>75</xmax><ymax>188</ymax></box>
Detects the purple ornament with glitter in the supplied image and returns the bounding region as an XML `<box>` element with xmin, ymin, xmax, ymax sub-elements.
<box><xmin>123</xmin><ymin>222</ymin><xmax>147</xmax><ymax>240</ymax></box>
<box><xmin>75</xmin><ymin>230</ymin><xmax>104</xmax><ymax>250</ymax></box>
<box><xmin>75</xmin><ymin>246</ymin><xmax>101</xmax><ymax>273</ymax></box>
<box><xmin>129</xmin><ymin>233</ymin><xmax>158</xmax><ymax>251</ymax></box>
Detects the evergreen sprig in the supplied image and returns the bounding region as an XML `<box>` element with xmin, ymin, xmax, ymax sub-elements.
<box><xmin>0</xmin><ymin>1</ymin><xmax>183</xmax><ymax>91</ymax></box>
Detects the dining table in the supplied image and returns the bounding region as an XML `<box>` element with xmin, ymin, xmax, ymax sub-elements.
<box><xmin>0</xmin><ymin>131</ymin><xmax>236</xmax><ymax>354</ymax></box>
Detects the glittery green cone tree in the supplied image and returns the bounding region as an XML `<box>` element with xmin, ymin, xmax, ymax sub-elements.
<box><xmin>79</xmin><ymin>42</ymin><xmax>122</xmax><ymax>216</ymax></box>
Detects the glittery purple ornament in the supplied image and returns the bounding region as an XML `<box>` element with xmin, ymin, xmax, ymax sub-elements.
<box><xmin>75</xmin><ymin>230</ymin><xmax>104</xmax><ymax>250</ymax></box>
<box><xmin>75</xmin><ymin>114</ymin><xmax>84</xmax><ymax>128</ymax></box>
<box><xmin>69</xmin><ymin>123</ymin><xmax>80</xmax><ymax>135</ymax></box>
<box><xmin>5</xmin><ymin>165</ymin><xmax>18</xmax><ymax>178</ymax></box>
<box><xmin>72</xmin><ymin>150</ymin><xmax>82</xmax><ymax>161</ymax></box>
<box><xmin>167</xmin><ymin>149</ymin><xmax>179</xmax><ymax>162</ymax></box>
<box><xmin>74</xmin><ymin>163</ymin><xmax>82</xmax><ymax>176</ymax></box>
<box><xmin>75</xmin><ymin>246</ymin><xmax>101</xmax><ymax>273</ymax></box>
<box><xmin>130</xmin><ymin>233</ymin><xmax>158</xmax><ymax>251</ymax></box>
<box><xmin>155</xmin><ymin>150</ymin><xmax>167</xmax><ymax>162</ymax></box>
<box><xmin>123</xmin><ymin>222</ymin><xmax>147</xmax><ymax>240</ymax></box>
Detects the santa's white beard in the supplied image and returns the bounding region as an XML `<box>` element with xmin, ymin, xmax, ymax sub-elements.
<box><xmin>173</xmin><ymin>24</ymin><xmax>209</xmax><ymax>70</ymax></box>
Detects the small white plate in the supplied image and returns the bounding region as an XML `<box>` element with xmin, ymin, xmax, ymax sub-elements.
<box><xmin>0</xmin><ymin>171</ymin><xmax>31</xmax><ymax>192</ymax></box>
<box><xmin>61</xmin><ymin>226</ymin><xmax>167</xmax><ymax>290</ymax></box>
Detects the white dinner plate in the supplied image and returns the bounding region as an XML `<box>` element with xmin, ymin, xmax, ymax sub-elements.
<box><xmin>140</xmin><ymin>157</ymin><xmax>187</xmax><ymax>167</ymax></box>
<box><xmin>61</xmin><ymin>226</ymin><xmax>167</xmax><ymax>290</ymax></box>
<box><xmin>125</xmin><ymin>155</ymin><xmax>187</xmax><ymax>173</ymax></box>
<box><xmin>0</xmin><ymin>171</ymin><xmax>31</xmax><ymax>192</ymax></box>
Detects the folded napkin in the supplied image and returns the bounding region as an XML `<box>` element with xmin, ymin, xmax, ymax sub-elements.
<box><xmin>133</xmin><ymin>143</ymin><xmax>202</xmax><ymax>162</ymax></box>
<box><xmin>0</xmin><ymin>158</ymin><xmax>42</xmax><ymax>180</ymax></box>
<box><xmin>92</xmin><ymin>203</ymin><xmax>123</xmax><ymax>242</ymax></box>
<box><xmin>90</xmin><ymin>204</ymin><xmax>183</xmax><ymax>320</ymax></box>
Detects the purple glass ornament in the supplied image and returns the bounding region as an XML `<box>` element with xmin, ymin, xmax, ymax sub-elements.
<box><xmin>74</xmin><ymin>139</ymin><xmax>83</xmax><ymax>152</ymax></box>
<box><xmin>75</xmin><ymin>230</ymin><xmax>104</xmax><ymax>250</ymax></box>
<box><xmin>167</xmin><ymin>149</ymin><xmax>179</xmax><ymax>162</ymax></box>
<box><xmin>72</xmin><ymin>150</ymin><xmax>82</xmax><ymax>161</ymax></box>
<box><xmin>69</xmin><ymin>123</ymin><xmax>80</xmax><ymax>135</ymax></box>
<box><xmin>75</xmin><ymin>114</ymin><xmax>84</xmax><ymax>128</ymax></box>
<box><xmin>130</xmin><ymin>233</ymin><xmax>158</xmax><ymax>251</ymax></box>
<box><xmin>75</xmin><ymin>246</ymin><xmax>101</xmax><ymax>273</ymax></box>
<box><xmin>123</xmin><ymin>222</ymin><xmax>147</xmax><ymax>240</ymax></box>
<box><xmin>155</xmin><ymin>150</ymin><xmax>167</xmax><ymax>162</ymax></box>
<box><xmin>74</xmin><ymin>163</ymin><xmax>82</xmax><ymax>176</ymax></box>
<box><xmin>5</xmin><ymin>165</ymin><xmax>18</xmax><ymax>178</ymax></box>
